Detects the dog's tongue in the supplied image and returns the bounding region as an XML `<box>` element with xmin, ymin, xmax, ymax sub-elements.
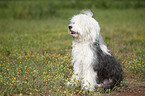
<box><xmin>69</xmin><ymin>31</ymin><xmax>73</xmax><ymax>34</ymax></box>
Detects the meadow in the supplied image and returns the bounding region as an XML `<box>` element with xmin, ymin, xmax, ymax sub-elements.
<box><xmin>0</xmin><ymin>1</ymin><xmax>145</xmax><ymax>96</ymax></box>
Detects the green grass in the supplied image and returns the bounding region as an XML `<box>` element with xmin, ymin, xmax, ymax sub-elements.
<box><xmin>0</xmin><ymin>3</ymin><xmax>145</xmax><ymax>95</ymax></box>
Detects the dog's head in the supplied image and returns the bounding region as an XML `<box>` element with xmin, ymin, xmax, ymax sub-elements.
<box><xmin>68</xmin><ymin>10</ymin><xmax>100</xmax><ymax>42</ymax></box>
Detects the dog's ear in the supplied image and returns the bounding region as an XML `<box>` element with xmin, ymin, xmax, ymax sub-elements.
<box><xmin>81</xmin><ymin>10</ymin><xmax>93</xmax><ymax>17</ymax></box>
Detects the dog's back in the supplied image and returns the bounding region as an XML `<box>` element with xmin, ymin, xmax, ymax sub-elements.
<box><xmin>93</xmin><ymin>41</ymin><xmax>123</xmax><ymax>89</ymax></box>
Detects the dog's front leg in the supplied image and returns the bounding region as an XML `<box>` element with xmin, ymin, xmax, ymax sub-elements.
<box><xmin>82</xmin><ymin>65</ymin><xmax>97</xmax><ymax>91</ymax></box>
<box><xmin>66</xmin><ymin>62</ymin><xmax>82</xmax><ymax>86</ymax></box>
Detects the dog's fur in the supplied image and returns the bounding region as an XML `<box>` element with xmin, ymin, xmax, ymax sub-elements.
<box><xmin>67</xmin><ymin>10</ymin><xmax>123</xmax><ymax>91</ymax></box>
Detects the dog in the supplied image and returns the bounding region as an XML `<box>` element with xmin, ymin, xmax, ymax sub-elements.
<box><xmin>67</xmin><ymin>10</ymin><xmax>123</xmax><ymax>91</ymax></box>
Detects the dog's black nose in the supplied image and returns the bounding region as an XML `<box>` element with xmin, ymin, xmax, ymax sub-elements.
<box><xmin>68</xmin><ymin>26</ymin><xmax>72</xmax><ymax>29</ymax></box>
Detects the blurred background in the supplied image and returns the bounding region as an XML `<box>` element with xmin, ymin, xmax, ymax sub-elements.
<box><xmin>0</xmin><ymin>0</ymin><xmax>145</xmax><ymax>19</ymax></box>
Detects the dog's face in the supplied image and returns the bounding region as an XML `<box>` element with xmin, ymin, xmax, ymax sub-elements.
<box><xmin>68</xmin><ymin>11</ymin><xmax>100</xmax><ymax>42</ymax></box>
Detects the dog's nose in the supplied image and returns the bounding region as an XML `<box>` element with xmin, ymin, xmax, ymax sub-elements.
<box><xmin>68</xmin><ymin>26</ymin><xmax>72</xmax><ymax>30</ymax></box>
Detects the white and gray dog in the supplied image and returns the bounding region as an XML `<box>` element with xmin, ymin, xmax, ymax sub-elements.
<box><xmin>67</xmin><ymin>10</ymin><xmax>123</xmax><ymax>91</ymax></box>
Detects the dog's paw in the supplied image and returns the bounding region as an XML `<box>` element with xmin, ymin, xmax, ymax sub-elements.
<box><xmin>65</xmin><ymin>81</ymin><xmax>72</xmax><ymax>87</ymax></box>
<box><xmin>82</xmin><ymin>83</ymin><xmax>95</xmax><ymax>91</ymax></box>
<box><xmin>65</xmin><ymin>81</ymin><xmax>78</xmax><ymax>87</ymax></box>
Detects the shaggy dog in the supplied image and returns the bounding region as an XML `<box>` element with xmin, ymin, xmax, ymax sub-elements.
<box><xmin>67</xmin><ymin>10</ymin><xmax>123</xmax><ymax>91</ymax></box>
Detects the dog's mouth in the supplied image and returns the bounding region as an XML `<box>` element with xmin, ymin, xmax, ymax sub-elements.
<box><xmin>68</xmin><ymin>30</ymin><xmax>79</xmax><ymax>37</ymax></box>
<box><xmin>69</xmin><ymin>30</ymin><xmax>76</xmax><ymax>34</ymax></box>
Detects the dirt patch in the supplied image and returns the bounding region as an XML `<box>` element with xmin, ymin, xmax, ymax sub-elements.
<box><xmin>107</xmin><ymin>80</ymin><xmax>145</xmax><ymax>96</ymax></box>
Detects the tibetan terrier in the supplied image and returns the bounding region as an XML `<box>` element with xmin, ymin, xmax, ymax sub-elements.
<box><xmin>67</xmin><ymin>10</ymin><xmax>123</xmax><ymax>91</ymax></box>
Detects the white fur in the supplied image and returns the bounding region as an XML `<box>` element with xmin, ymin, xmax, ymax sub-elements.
<box><xmin>67</xmin><ymin>10</ymin><xmax>111</xmax><ymax>91</ymax></box>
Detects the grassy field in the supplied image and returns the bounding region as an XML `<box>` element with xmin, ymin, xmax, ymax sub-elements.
<box><xmin>0</xmin><ymin>1</ymin><xmax>145</xmax><ymax>96</ymax></box>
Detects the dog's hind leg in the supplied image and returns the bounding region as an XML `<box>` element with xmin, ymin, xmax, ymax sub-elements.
<box><xmin>95</xmin><ymin>79</ymin><xmax>114</xmax><ymax>89</ymax></box>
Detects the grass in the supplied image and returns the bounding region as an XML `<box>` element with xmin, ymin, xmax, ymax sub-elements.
<box><xmin>0</xmin><ymin>2</ymin><xmax>145</xmax><ymax>95</ymax></box>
